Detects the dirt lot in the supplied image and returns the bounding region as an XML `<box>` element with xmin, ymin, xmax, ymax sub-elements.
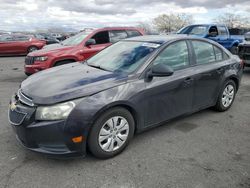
<box><xmin>0</xmin><ymin>56</ymin><xmax>250</xmax><ymax>188</ymax></box>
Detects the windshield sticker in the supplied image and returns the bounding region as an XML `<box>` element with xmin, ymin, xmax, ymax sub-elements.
<box><xmin>141</xmin><ymin>43</ymin><xmax>160</xmax><ymax>48</ymax></box>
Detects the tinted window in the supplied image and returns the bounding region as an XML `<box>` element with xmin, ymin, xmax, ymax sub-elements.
<box><xmin>126</xmin><ymin>30</ymin><xmax>141</xmax><ymax>37</ymax></box>
<box><xmin>214</xmin><ymin>46</ymin><xmax>223</xmax><ymax>61</ymax></box>
<box><xmin>14</xmin><ymin>36</ymin><xmax>30</xmax><ymax>41</ymax></box>
<box><xmin>192</xmin><ymin>41</ymin><xmax>216</xmax><ymax>64</ymax></box>
<box><xmin>91</xmin><ymin>31</ymin><xmax>110</xmax><ymax>44</ymax></box>
<box><xmin>218</xmin><ymin>26</ymin><xmax>228</xmax><ymax>36</ymax></box>
<box><xmin>153</xmin><ymin>41</ymin><xmax>189</xmax><ymax>70</ymax></box>
<box><xmin>0</xmin><ymin>35</ymin><xmax>14</xmax><ymax>42</ymax></box>
<box><xmin>109</xmin><ymin>30</ymin><xmax>128</xmax><ymax>43</ymax></box>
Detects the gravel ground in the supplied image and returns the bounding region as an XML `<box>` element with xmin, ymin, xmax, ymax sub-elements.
<box><xmin>0</xmin><ymin>56</ymin><xmax>249</xmax><ymax>188</ymax></box>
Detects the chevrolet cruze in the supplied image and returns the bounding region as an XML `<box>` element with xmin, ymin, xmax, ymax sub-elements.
<box><xmin>8</xmin><ymin>35</ymin><xmax>243</xmax><ymax>159</ymax></box>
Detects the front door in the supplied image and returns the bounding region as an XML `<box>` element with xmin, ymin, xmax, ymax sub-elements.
<box><xmin>144</xmin><ymin>40</ymin><xmax>194</xmax><ymax>127</ymax></box>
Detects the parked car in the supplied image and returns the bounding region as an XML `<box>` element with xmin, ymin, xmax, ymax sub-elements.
<box><xmin>34</xmin><ymin>34</ymin><xmax>60</xmax><ymax>45</ymax></box>
<box><xmin>238</xmin><ymin>32</ymin><xmax>250</xmax><ymax>67</ymax></box>
<box><xmin>24</xmin><ymin>27</ymin><xmax>144</xmax><ymax>75</ymax></box>
<box><xmin>177</xmin><ymin>24</ymin><xmax>244</xmax><ymax>54</ymax></box>
<box><xmin>0</xmin><ymin>34</ymin><xmax>46</xmax><ymax>55</ymax></box>
<box><xmin>9</xmin><ymin>35</ymin><xmax>243</xmax><ymax>159</ymax></box>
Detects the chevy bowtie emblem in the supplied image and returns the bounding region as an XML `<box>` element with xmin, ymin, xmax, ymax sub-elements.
<box><xmin>10</xmin><ymin>102</ymin><xmax>17</xmax><ymax>111</ymax></box>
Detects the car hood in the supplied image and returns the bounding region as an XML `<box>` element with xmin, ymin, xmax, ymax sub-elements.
<box><xmin>21</xmin><ymin>63</ymin><xmax>128</xmax><ymax>105</ymax></box>
<box><xmin>28</xmin><ymin>44</ymin><xmax>75</xmax><ymax>56</ymax></box>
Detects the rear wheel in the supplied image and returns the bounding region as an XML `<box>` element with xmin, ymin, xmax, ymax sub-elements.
<box><xmin>54</xmin><ymin>60</ymin><xmax>75</xmax><ymax>67</ymax></box>
<box><xmin>214</xmin><ymin>80</ymin><xmax>236</xmax><ymax>111</ymax></box>
<box><xmin>28</xmin><ymin>46</ymin><xmax>38</xmax><ymax>53</ymax></box>
<box><xmin>88</xmin><ymin>107</ymin><xmax>135</xmax><ymax>159</ymax></box>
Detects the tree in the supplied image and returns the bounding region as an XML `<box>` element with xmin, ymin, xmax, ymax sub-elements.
<box><xmin>153</xmin><ymin>13</ymin><xmax>193</xmax><ymax>33</ymax></box>
<box><xmin>136</xmin><ymin>21</ymin><xmax>157</xmax><ymax>34</ymax></box>
<box><xmin>214</xmin><ymin>13</ymin><xmax>249</xmax><ymax>28</ymax></box>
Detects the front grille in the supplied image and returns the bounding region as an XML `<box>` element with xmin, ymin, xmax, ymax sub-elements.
<box><xmin>25</xmin><ymin>56</ymin><xmax>35</xmax><ymax>65</ymax></box>
<box><xmin>245</xmin><ymin>47</ymin><xmax>250</xmax><ymax>54</ymax></box>
<box><xmin>17</xmin><ymin>89</ymin><xmax>35</xmax><ymax>107</ymax></box>
<box><xmin>8</xmin><ymin>109</ymin><xmax>27</xmax><ymax>125</ymax></box>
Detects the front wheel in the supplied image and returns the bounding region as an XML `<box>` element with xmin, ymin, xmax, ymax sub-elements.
<box><xmin>28</xmin><ymin>46</ymin><xmax>38</xmax><ymax>53</ymax></box>
<box><xmin>214</xmin><ymin>80</ymin><xmax>236</xmax><ymax>111</ymax></box>
<box><xmin>88</xmin><ymin>107</ymin><xmax>135</xmax><ymax>159</ymax></box>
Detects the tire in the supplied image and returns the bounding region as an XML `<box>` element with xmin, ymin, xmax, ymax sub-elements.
<box><xmin>25</xmin><ymin>72</ymin><xmax>32</xmax><ymax>76</ymax></box>
<box><xmin>230</xmin><ymin>46</ymin><xmax>238</xmax><ymax>55</ymax></box>
<box><xmin>88</xmin><ymin>107</ymin><xmax>135</xmax><ymax>159</ymax></box>
<box><xmin>54</xmin><ymin>60</ymin><xmax>75</xmax><ymax>67</ymax></box>
<box><xmin>214</xmin><ymin>80</ymin><xmax>236</xmax><ymax>112</ymax></box>
<box><xmin>28</xmin><ymin>46</ymin><xmax>38</xmax><ymax>53</ymax></box>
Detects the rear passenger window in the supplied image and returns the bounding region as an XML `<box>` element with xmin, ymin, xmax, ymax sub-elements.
<box><xmin>192</xmin><ymin>41</ymin><xmax>216</xmax><ymax>64</ymax></box>
<box><xmin>14</xmin><ymin>36</ymin><xmax>30</xmax><ymax>41</ymax></box>
<box><xmin>91</xmin><ymin>31</ymin><xmax>110</xmax><ymax>44</ymax></box>
<box><xmin>153</xmin><ymin>41</ymin><xmax>189</xmax><ymax>70</ymax></box>
<box><xmin>213</xmin><ymin>46</ymin><xmax>223</xmax><ymax>61</ymax></box>
<box><xmin>126</xmin><ymin>30</ymin><xmax>141</xmax><ymax>37</ymax></box>
<box><xmin>109</xmin><ymin>30</ymin><xmax>128</xmax><ymax>43</ymax></box>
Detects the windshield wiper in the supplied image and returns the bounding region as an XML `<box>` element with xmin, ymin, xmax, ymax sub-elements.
<box><xmin>87</xmin><ymin>63</ymin><xmax>111</xmax><ymax>72</ymax></box>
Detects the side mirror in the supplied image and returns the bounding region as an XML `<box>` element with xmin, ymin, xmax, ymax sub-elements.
<box><xmin>147</xmin><ymin>63</ymin><xmax>174</xmax><ymax>78</ymax></box>
<box><xmin>85</xmin><ymin>39</ymin><xmax>96</xmax><ymax>46</ymax></box>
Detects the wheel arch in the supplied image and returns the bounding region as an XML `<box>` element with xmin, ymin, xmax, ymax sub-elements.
<box><xmin>228</xmin><ymin>76</ymin><xmax>239</xmax><ymax>91</ymax></box>
<box><xmin>53</xmin><ymin>58</ymin><xmax>77</xmax><ymax>66</ymax></box>
<box><xmin>91</xmin><ymin>102</ymin><xmax>140</xmax><ymax>133</ymax></box>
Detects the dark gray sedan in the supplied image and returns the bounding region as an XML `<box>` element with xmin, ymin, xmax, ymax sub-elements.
<box><xmin>8</xmin><ymin>35</ymin><xmax>243</xmax><ymax>159</ymax></box>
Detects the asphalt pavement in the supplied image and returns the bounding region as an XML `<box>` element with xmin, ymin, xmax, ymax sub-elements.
<box><xmin>0</xmin><ymin>56</ymin><xmax>249</xmax><ymax>188</ymax></box>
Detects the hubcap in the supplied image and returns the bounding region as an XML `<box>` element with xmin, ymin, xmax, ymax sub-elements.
<box><xmin>98</xmin><ymin>116</ymin><xmax>129</xmax><ymax>152</ymax></box>
<box><xmin>29</xmin><ymin>47</ymin><xmax>37</xmax><ymax>52</ymax></box>
<box><xmin>222</xmin><ymin>84</ymin><xmax>234</xmax><ymax>108</ymax></box>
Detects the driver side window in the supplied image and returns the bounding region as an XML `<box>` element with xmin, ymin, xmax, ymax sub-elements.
<box><xmin>91</xmin><ymin>31</ymin><xmax>110</xmax><ymax>45</ymax></box>
<box><xmin>153</xmin><ymin>41</ymin><xmax>189</xmax><ymax>70</ymax></box>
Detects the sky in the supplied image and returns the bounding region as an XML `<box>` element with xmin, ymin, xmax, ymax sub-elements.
<box><xmin>0</xmin><ymin>0</ymin><xmax>250</xmax><ymax>32</ymax></box>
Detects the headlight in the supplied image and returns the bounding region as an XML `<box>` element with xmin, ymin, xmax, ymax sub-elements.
<box><xmin>34</xmin><ymin>56</ymin><xmax>48</xmax><ymax>61</ymax></box>
<box><xmin>35</xmin><ymin>99</ymin><xmax>81</xmax><ymax>120</ymax></box>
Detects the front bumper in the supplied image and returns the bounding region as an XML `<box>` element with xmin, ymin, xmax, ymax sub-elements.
<box><xmin>24</xmin><ymin>64</ymin><xmax>48</xmax><ymax>74</ymax></box>
<box><xmin>8</xmin><ymin>94</ymin><xmax>86</xmax><ymax>158</ymax></box>
<box><xmin>24</xmin><ymin>56</ymin><xmax>50</xmax><ymax>74</ymax></box>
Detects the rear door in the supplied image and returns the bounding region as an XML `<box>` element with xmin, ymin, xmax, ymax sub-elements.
<box><xmin>190</xmin><ymin>40</ymin><xmax>227</xmax><ymax>109</ymax></box>
<box><xmin>83</xmin><ymin>31</ymin><xmax>111</xmax><ymax>59</ymax></box>
<box><xmin>13</xmin><ymin>36</ymin><xmax>31</xmax><ymax>54</ymax></box>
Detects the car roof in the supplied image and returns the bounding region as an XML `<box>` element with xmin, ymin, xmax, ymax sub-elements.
<box><xmin>124</xmin><ymin>34</ymin><xmax>199</xmax><ymax>44</ymax></box>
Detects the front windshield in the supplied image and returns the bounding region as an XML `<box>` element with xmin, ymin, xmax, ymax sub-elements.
<box><xmin>87</xmin><ymin>41</ymin><xmax>160</xmax><ymax>73</ymax></box>
<box><xmin>178</xmin><ymin>25</ymin><xmax>208</xmax><ymax>35</ymax></box>
<box><xmin>61</xmin><ymin>32</ymin><xmax>91</xmax><ymax>46</ymax></box>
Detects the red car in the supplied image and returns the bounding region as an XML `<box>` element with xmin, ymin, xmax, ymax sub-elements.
<box><xmin>24</xmin><ymin>27</ymin><xmax>144</xmax><ymax>75</ymax></box>
<box><xmin>0</xmin><ymin>34</ymin><xmax>46</xmax><ymax>56</ymax></box>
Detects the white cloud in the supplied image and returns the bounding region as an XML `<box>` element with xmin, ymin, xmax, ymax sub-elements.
<box><xmin>0</xmin><ymin>0</ymin><xmax>249</xmax><ymax>31</ymax></box>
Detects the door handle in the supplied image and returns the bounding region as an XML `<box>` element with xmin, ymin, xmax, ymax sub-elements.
<box><xmin>217</xmin><ymin>68</ymin><xmax>223</xmax><ymax>74</ymax></box>
<box><xmin>183</xmin><ymin>77</ymin><xmax>194</xmax><ymax>84</ymax></box>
